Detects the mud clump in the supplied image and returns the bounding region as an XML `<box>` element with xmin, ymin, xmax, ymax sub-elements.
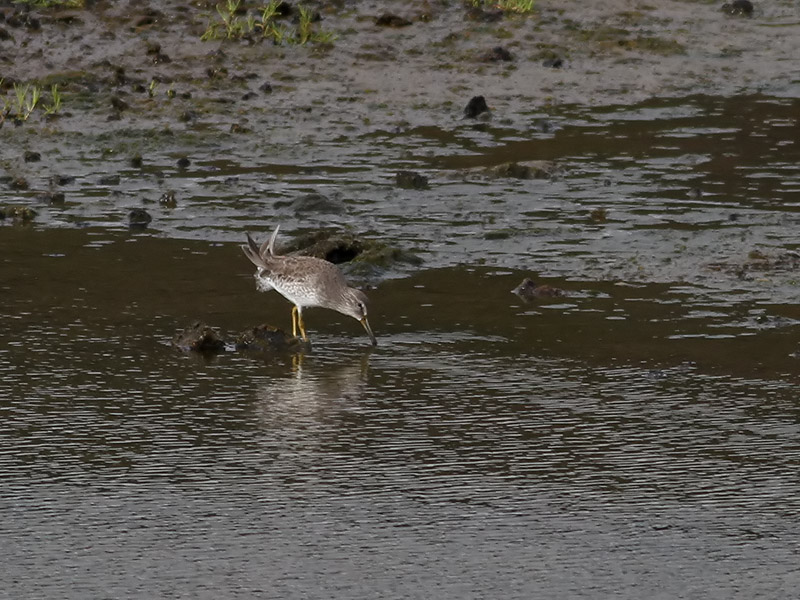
<box><xmin>490</xmin><ymin>161</ymin><xmax>561</xmax><ymax>180</ymax></box>
<box><xmin>722</xmin><ymin>0</ymin><xmax>754</xmax><ymax>17</ymax></box>
<box><xmin>464</xmin><ymin>95</ymin><xmax>490</xmax><ymax>119</ymax></box>
<box><xmin>0</xmin><ymin>205</ymin><xmax>37</xmax><ymax>223</ymax></box>
<box><xmin>707</xmin><ymin>250</ymin><xmax>800</xmax><ymax>278</ymax></box>
<box><xmin>512</xmin><ymin>278</ymin><xmax>566</xmax><ymax>300</ymax></box>
<box><xmin>284</xmin><ymin>229</ymin><xmax>422</xmax><ymax>270</ymax></box>
<box><xmin>172</xmin><ymin>321</ymin><xmax>226</xmax><ymax>353</ymax></box>
<box><xmin>235</xmin><ymin>324</ymin><xmax>306</xmax><ymax>352</ymax></box>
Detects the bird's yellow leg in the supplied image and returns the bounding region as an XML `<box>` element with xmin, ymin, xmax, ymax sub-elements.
<box><xmin>291</xmin><ymin>305</ymin><xmax>299</xmax><ymax>338</ymax></box>
<box><xmin>297</xmin><ymin>310</ymin><xmax>308</xmax><ymax>341</ymax></box>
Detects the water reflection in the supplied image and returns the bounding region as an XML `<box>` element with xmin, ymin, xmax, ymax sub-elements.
<box><xmin>253</xmin><ymin>353</ymin><xmax>370</xmax><ymax>431</ymax></box>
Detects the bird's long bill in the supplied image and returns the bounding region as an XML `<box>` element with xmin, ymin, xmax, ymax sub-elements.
<box><xmin>360</xmin><ymin>317</ymin><xmax>377</xmax><ymax>346</ymax></box>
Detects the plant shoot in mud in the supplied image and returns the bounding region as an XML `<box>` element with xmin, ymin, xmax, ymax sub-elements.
<box><xmin>470</xmin><ymin>0</ymin><xmax>535</xmax><ymax>13</ymax></box>
<box><xmin>201</xmin><ymin>1</ymin><xmax>335</xmax><ymax>45</ymax></box>
<box><xmin>43</xmin><ymin>84</ymin><xmax>62</xmax><ymax>116</ymax></box>
<box><xmin>13</xmin><ymin>83</ymin><xmax>41</xmax><ymax>121</ymax></box>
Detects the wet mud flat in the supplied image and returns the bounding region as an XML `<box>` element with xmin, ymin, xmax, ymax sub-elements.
<box><xmin>2</xmin><ymin>1</ymin><xmax>800</xmax><ymax>599</ymax></box>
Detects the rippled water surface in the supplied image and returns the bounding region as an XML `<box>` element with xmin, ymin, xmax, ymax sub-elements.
<box><xmin>2</xmin><ymin>93</ymin><xmax>799</xmax><ymax>598</ymax></box>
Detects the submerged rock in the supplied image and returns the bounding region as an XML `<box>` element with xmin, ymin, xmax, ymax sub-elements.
<box><xmin>512</xmin><ymin>278</ymin><xmax>566</xmax><ymax>300</ymax></box>
<box><xmin>172</xmin><ymin>321</ymin><xmax>226</xmax><ymax>353</ymax></box>
<box><xmin>235</xmin><ymin>324</ymin><xmax>307</xmax><ymax>352</ymax></box>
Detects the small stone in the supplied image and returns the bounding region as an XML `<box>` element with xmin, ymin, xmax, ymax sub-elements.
<box><xmin>23</xmin><ymin>150</ymin><xmax>41</xmax><ymax>163</ymax></box>
<box><xmin>396</xmin><ymin>170</ymin><xmax>429</xmax><ymax>190</ymax></box>
<box><xmin>176</xmin><ymin>157</ymin><xmax>191</xmax><ymax>169</ymax></box>
<box><xmin>110</xmin><ymin>96</ymin><xmax>129</xmax><ymax>111</ymax></box>
<box><xmin>98</xmin><ymin>174</ymin><xmax>120</xmax><ymax>185</ymax></box>
<box><xmin>542</xmin><ymin>57</ymin><xmax>564</xmax><ymax>68</ymax></box>
<box><xmin>259</xmin><ymin>81</ymin><xmax>273</xmax><ymax>94</ymax></box>
<box><xmin>128</xmin><ymin>207</ymin><xmax>152</xmax><ymax>229</ymax></box>
<box><xmin>130</xmin><ymin>154</ymin><xmax>143</xmax><ymax>168</ymax></box>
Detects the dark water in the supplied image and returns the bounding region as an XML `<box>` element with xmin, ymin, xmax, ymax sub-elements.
<box><xmin>2</xmin><ymin>95</ymin><xmax>799</xmax><ymax>598</ymax></box>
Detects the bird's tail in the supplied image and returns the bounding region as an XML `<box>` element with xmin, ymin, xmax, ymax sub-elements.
<box><xmin>241</xmin><ymin>225</ymin><xmax>280</xmax><ymax>269</ymax></box>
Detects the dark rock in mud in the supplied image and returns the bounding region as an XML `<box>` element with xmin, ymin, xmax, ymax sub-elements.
<box><xmin>159</xmin><ymin>190</ymin><xmax>177</xmax><ymax>208</ymax></box>
<box><xmin>10</xmin><ymin>177</ymin><xmax>29</xmax><ymax>190</ymax></box>
<box><xmin>7</xmin><ymin>10</ymin><xmax>40</xmax><ymax>31</ymax></box>
<box><xmin>98</xmin><ymin>174</ymin><xmax>120</xmax><ymax>185</ymax></box>
<box><xmin>110</xmin><ymin>96</ymin><xmax>130</xmax><ymax>112</ymax></box>
<box><xmin>289</xmin><ymin>192</ymin><xmax>345</xmax><ymax>215</ymax></box>
<box><xmin>512</xmin><ymin>278</ymin><xmax>566</xmax><ymax>300</ymax></box>
<box><xmin>259</xmin><ymin>81</ymin><xmax>273</xmax><ymax>94</ymax></box>
<box><xmin>542</xmin><ymin>57</ymin><xmax>564</xmax><ymax>68</ymax></box>
<box><xmin>0</xmin><ymin>205</ymin><xmax>37</xmax><ymax>223</ymax></box>
<box><xmin>176</xmin><ymin>157</ymin><xmax>191</xmax><ymax>169</ymax></box>
<box><xmin>178</xmin><ymin>110</ymin><xmax>198</xmax><ymax>123</ymax></box>
<box><xmin>464</xmin><ymin>95</ymin><xmax>489</xmax><ymax>119</ymax></box>
<box><xmin>37</xmin><ymin>191</ymin><xmax>65</xmax><ymax>205</ymax></box>
<box><xmin>50</xmin><ymin>174</ymin><xmax>75</xmax><ymax>186</ymax></box>
<box><xmin>173</xmin><ymin>321</ymin><xmax>226</xmax><ymax>354</ymax></box>
<box><xmin>480</xmin><ymin>46</ymin><xmax>513</xmax><ymax>62</ymax></box>
<box><xmin>23</xmin><ymin>150</ymin><xmax>40</xmax><ymax>163</ymax></box>
<box><xmin>0</xmin><ymin>27</ymin><xmax>13</xmax><ymax>42</ymax></box>
<box><xmin>130</xmin><ymin>154</ymin><xmax>143</xmax><ymax>168</ymax></box>
<box><xmin>235</xmin><ymin>324</ymin><xmax>306</xmax><ymax>352</ymax></box>
<box><xmin>128</xmin><ymin>208</ymin><xmax>152</xmax><ymax>229</ymax></box>
<box><xmin>396</xmin><ymin>170</ymin><xmax>429</xmax><ymax>190</ymax></box>
<box><xmin>375</xmin><ymin>14</ymin><xmax>412</xmax><ymax>27</ymax></box>
<box><xmin>721</xmin><ymin>0</ymin><xmax>753</xmax><ymax>16</ymax></box>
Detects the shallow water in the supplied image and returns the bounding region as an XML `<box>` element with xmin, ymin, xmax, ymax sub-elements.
<box><xmin>2</xmin><ymin>92</ymin><xmax>799</xmax><ymax>598</ymax></box>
